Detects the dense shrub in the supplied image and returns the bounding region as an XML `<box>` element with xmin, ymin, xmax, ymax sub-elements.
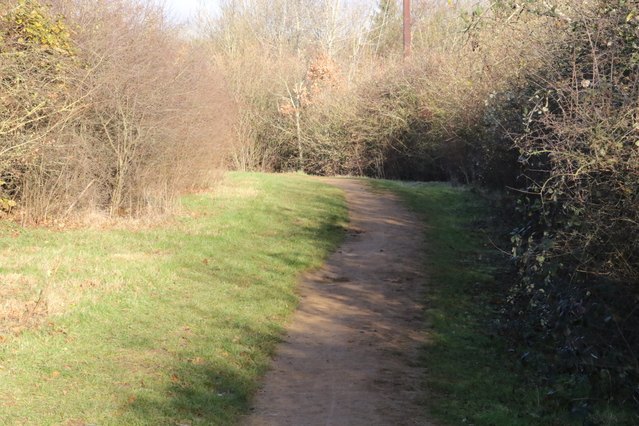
<box><xmin>507</xmin><ymin>0</ymin><xmax>639</xmax><ymax>410</ymax></box>
<box><xmin>209</xmin><ymin>0</ymin><xmax>538</xmax><ymax>184</ymax></box>
<box><xmin>0</xmin><ymin>0</ymin><xmax>81</xmax><ymax>217</ymax></box>
<box><xmin>0</xmin><ymin>0</ymin><xmax>232</xmax><ymax>223</ymax></box>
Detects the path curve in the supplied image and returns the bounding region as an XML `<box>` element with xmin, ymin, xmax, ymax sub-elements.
<box><xmin>241</xmin><ymin>178</ymin><xmax>434</xmax><ymax>426</ymax></box>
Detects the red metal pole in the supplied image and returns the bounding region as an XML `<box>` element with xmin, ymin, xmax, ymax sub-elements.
<box><xmin>403</xmin><ymin>0</ymin><xmax>411</xmax><ymax>59</ymax></box>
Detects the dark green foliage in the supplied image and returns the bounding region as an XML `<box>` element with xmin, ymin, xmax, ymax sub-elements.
<box><xmin>506</xmin><ymin>0</ymin><xmax>639</xmax><ymax>418</ymax></box>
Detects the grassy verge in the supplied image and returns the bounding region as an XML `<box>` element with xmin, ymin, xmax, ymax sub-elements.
<box><xmin>0</xmin><ymin>172</ymin><xmax>347</xmax><ymax>425</ymax></box>
<box><xmin>368</xmin><ymin>180</ymin><xmax>577</xmax><ymax>426</ymax></box>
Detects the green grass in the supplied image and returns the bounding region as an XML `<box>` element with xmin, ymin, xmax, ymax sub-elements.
<box><xmin>5</xmin><ymin>173</ymin><xmax>623</xmax><ymax>425</ymax></box>
<box><xmin>0</xmin><ymin>172</ymin><xmax>347</xmax><ymax>425</ymax></box>
<box><xmin>368</xmin><ymin>180</ymin><xmax>574</xmax><ymax>426</ymax></box>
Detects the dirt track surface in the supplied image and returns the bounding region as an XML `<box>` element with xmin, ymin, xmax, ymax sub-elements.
<box><xmin>241</xmin><ymin>178</ymin><xmax>433</xmax><ymax>426</ymax></box>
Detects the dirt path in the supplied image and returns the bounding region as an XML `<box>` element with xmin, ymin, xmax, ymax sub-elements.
<box><xmin>241</xmin><ymin>178</ymin><xmax>434</xmax><ymax>426</ymax></box>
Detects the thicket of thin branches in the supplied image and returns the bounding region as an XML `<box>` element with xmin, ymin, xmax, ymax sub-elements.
<box><xmin>201</xmin><ymin>0</ymin><xmax>554</xmax><ymax>183</ymax></box>
<box><xmin>0</xmin><ymin>0</ymin><xmax>232</xmax><ymax>223</ymax></box>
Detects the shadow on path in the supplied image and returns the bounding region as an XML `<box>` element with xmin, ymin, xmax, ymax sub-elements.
<box><xmin>242</xmin><ymin>178</ymin><xmax>435</xmax><ymax>426</ymax></box>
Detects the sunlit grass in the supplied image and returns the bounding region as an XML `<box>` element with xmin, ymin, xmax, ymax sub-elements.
<box><xmin>0</xmin><ymin>172</ymin><xmax>347</xmax><ymax>425</ymax></box>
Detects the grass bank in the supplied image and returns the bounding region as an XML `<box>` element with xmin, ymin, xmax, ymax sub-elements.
<box><xmin>0</xmin><ymin>172</ymin><xmax>347</xmax><ymax>425</ymax></box>
<box><xmin>369</xmin><ymin>180</ymin><xmax>581</xmax><ymax>426</ymax></box>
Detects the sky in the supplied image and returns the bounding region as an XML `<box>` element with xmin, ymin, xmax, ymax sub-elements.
<box><xmin>160</xmin><ymin>0</ymin><xmax>221</xmax><ymax>22</ymax></box>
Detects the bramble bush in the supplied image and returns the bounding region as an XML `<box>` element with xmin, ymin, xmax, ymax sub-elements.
<box><xmin>507</xmin><ymin>0</ymin><xmax>639</xmax><ymax>413</ymax></box>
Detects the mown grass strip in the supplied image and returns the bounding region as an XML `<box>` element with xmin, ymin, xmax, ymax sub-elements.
<box><xmin>0</xmin><ymin>172</ymin><xmax>347</xmax><ymax>425</ymax></box>
<box><xmin>368</xmin><ymin>180</ymin><xmax>568</xmax><ymax>426</ymax></box>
